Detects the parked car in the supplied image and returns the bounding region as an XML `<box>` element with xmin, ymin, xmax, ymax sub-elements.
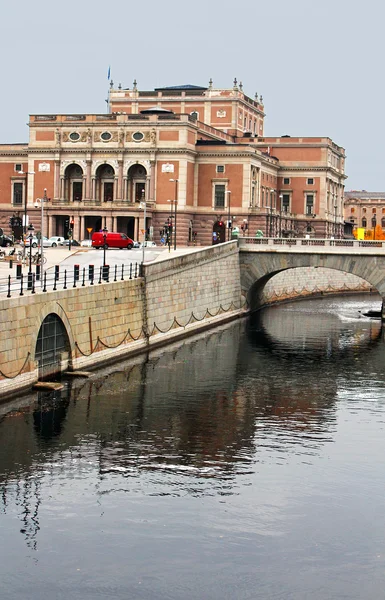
<box><xmin>132</xmin><ymin>241</ymin><xmax>141</xmax><ymax>248</ymax></box>
<box><xmin>80</xmin><ymin>239</ymin><xmax>92</xmax><ymax>247</ymax></box>
<box><xmin>91</xmin><ymin>232</ymin><xmax>134</xmax><ymax>249</ymax></box>
<box><xmin>0</xmin><ymin>235</ymin><xmax>14</xmax><ymax>247</ymax></box>
<box><xmin>62</xmin><ymin>239</ymin><xmax>80</xmax><ymax>246</ymax></box>
<box><xmin>47</xmin><ymin>236</ymin><xmax>65</xmax><ymax>247</ymax></box>
<box><xmin>20</xmin><ymin>235</ymin><xmax>52</xmax><ymax>248</ymax></box>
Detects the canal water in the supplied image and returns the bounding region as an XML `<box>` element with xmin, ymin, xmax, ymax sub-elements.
<box><xmin>1</xmin><ymin>294</ymin><xmax>385</xmax><ymax>600</ymax></box>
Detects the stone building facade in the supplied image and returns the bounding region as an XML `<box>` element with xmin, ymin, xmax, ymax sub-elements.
<box><xmin>0</xmin><ymin>79</ymin><xmax>346</xmax><ymax>245</ymax></box>
<box><xmin>344</xmin><ymin>190</ymin><xmax>385</xmax><ymax>233</ymax></box>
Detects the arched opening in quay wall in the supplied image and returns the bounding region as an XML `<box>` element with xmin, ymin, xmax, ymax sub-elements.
<box><xmin>35</xmin><ymin>314</ymin><xmax>71</xmax><ymax>380</ymax></box>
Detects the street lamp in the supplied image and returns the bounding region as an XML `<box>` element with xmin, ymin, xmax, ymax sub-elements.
<box><xmin>34</xmin><ymin>188</ymin><xmax>47</xmax><ymax>287</ymax></box>
<box><xmin>18</xmin><ymin>169</ymin><xmax>35</xmax><ymax>256</ymax></box>
<box><xmin>334</xmin><ymin>204</ymin><xmax>338</xmax><ymax>238</ymax></box>
<box><xmin>169</xmin><ymin>179</ymin><xmax>179</xmax><ymax>250</ymax></box>
<box><xmin>27</xmin><ymin>223</ymin><xmax>35</xmax><ymax>290</ymax></box>
<box><xmin>226</xmin><ymin>190</ymin><xmax>232</xmax><ymax>241</ymax></box>
<box><xmin>269</xmin><ymin>189</ymin><xmax>275</xmax><ymax>237</ymax></box>
<box><xmin>102</xmin><ymin>226</ymin><xmax>108</xmax><ymax>267</ymax></box>
<box><xmin>279</xmin><ymin>194</ymin><xmax>283</xmax><ymax>237</ymax></box>
<box><xmin>140</xmin><ymin>189</ymin><xmax>147</xmax><ymax>264</ymax></box>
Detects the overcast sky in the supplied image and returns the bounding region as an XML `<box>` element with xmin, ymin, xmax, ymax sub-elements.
<box><xmin>1</xmin><ymin>0</ymin><xmax>383</xmax><ymax>190</ymax></box>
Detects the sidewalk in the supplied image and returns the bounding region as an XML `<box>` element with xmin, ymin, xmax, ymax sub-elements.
<box><xmin>0</xmin><ymin>246</ymin><xmax>87</xmax><ymax>275</ymax></box>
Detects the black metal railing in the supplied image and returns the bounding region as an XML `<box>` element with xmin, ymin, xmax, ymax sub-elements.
<box><xmin>0</xmin><ymin>262</ymin><xmax>143</xmax><ymax>299</ymax></box>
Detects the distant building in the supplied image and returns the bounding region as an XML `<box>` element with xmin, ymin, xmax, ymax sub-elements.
<box><xmin>0</xmin><ymin>79</ymin><xmax>346</xmax><ymax>244</ymax></box>
<box><xmin>344</xmin><ymin>191</ymin><xmax>385</xmax><ymax>233</ymax></box>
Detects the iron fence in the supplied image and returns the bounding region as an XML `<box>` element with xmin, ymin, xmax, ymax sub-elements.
<box><xmin>0</xmin><ymin>262</ymin><xmax>143</xmax><ymax>299</ymax></box>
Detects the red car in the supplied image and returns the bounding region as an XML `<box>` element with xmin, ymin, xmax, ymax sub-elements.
<box><xmin>91</xmin><ymin>232</ymin><xmax>134</xmax><ymax>249</ymax></box>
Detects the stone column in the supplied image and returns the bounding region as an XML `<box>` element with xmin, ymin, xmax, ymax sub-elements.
<box><xmin>48</xmin><ymin>214</ymin><xmax>54</xmax><ymax>238</ymax></box>
<box><xmin>149</xmin><ymin>161</ymin><xmax>156</xmax><ymax>201</ymax></box>
<box><xmin>91</xmin><ymin>177</ymin><xmax>96</xmax><ymax>201</ymax></box>
<box><xmin>117</xmin><ymin>160</ymin><xmax>123</xmax><ymax>200</ymax></box>
<box><xmin>146</xmin><ymin>175</ymin><xmax>150</xmax><ymax>202</ymax></box>
<box><xmin>85</xmin><ymin>161</ymin><xmax>91</xmax><ymax>199</ymax></box>
<box><xmin>113</xmin><ymin>177</ymin><xmax>118</xmax><ymax>201</ymax></box>
<box><xmin>60</xmin><ymin>177</ymin><xmax>64</xmax><ymax>200</ymax></box>
<box><xmin>73</xmin><ymin>216</ymin><xmax>80</xmax><ymax>242</ymax></box>
<box><xmin>54</xmin><ymin>161</ymin><xmax>60</xmax><ymax>199</ymax></box>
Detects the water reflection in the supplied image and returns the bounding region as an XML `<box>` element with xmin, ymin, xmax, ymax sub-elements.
<box><xmin>0</xmin><ymin>295</ymin><xmax>385</xmax><ymax>599</ymax></box>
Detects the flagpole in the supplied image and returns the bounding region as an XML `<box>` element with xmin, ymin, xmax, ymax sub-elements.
<box><xmin>106</xmin><ymin>66</ymin><xmax>111</xmax><ymax>113</ymax></box>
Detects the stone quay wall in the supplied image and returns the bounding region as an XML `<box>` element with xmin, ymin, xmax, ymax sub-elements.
<box><xmin>0</xmin><ymin>242</ymin><xmax>243</xmax><ymax>399</ymax></box>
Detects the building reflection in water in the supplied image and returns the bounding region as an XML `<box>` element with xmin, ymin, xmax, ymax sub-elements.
<box><xmin>0</xmin><ymin>294</ymin><xmax>383</xmax><ymax>550</ymax></box>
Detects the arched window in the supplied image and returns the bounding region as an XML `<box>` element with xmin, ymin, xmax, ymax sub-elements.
<box><xmin>382</xmin><ymin>217</ymin><xmax>385</xmax><ymax>228</ymax></box>
<box><xmin>362</xmin><ymin>218</ymin><xmax>367</xmax><ymax>227</ymax></box>
<box><xmin>372</xmin><ymin>217</ymin><xmax>377</xmax><ymax>228</ymax></box>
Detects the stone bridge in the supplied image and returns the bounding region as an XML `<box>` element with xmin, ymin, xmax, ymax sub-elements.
<box><xmin>238</xmin><ymin>237</ymin><xmax>385</xmax><ymax>315</ymax></box>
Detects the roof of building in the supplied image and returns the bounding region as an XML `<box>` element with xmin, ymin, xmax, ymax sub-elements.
<box><xmin>139</xmin><ymin>106</ymin><xmax>174</xmax><ymax>114</ymax></box>
<box><xmin>154</xmin><ymin>84</ymin><xmax>207</xmax><ymax>91</ymax></box>
<box><xmin>345</xmin><ymin>191</ymin><xmax>385</xmax><ymax>199</ymax></box>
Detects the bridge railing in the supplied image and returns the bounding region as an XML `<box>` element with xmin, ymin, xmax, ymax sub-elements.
<box><xmin>238</xmin><ymin>237</ymin><xmax>385</xmax><ymax>249</ymax></box>
<box><xmin>0</xmin><ymin>262</ymin><xmax>142</xmax><ymax>299</ymax></box>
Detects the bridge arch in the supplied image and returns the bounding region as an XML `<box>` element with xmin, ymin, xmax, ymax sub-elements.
<box><xmin>239</xmin><ymin>250</ymin><xmax>385</xmax><ymax>314</ymax></box>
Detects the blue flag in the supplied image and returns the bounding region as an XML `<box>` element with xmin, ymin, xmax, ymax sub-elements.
<box><xmin>107</xmin><ymin>66</ymin><xmax>111</xmax><ymax>80</ymax></box>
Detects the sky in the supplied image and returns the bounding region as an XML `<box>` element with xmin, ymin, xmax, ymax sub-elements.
<box><xmin>1</xmin><ymin>0</ymin><xmax>383</xmax><ymax>190</ymax></box>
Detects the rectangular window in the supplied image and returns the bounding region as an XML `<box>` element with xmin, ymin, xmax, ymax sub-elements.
<box><xmin>282</xmin><ymin>194</ymin><xmax>290</xmax><ymax>213</ymax></box>
<box><xmin>104</xmin><ymin>182</ymin><xmax>114</xmax><ymax>202</ymax></box>
<box><xmin>135</xmin><ymin>182</ymin><xmax>144</xmax><ymax>202</ymax></box>
<box><xmin>14</xmin><ymin>163</ymin><xmax>22</xmax><ymax>173</ymax></box>
<box><xmin>216</xmin><ymin>165</ymin><xmax>225</xmax><ymax>173</ymax></box>
<box><xmin>214</xmin><ymin>184</ymin><xmax>225</xmax><ymax>208</ymax></box>
<box><xmin>73</xmin><ymin>181</ymin><xmax>83</xmax><ymax>201</ymax></box>
<box><xmin>13</xmin><ymin>182</ymin><xmax>23</xmax><ymax>206</ymax></box>
<box><xmin>306</xmin><ymin>194</ymin><xmax>314</xmax><ymax>215</ymax></box>
<box><xmin>351</xmin><ymin>207</ymin><xmax>355</xmax><ymax>213</ymax></box>
<box><xmin>283</xmin><ymin>178</ymin><xmax>290</xmax><ymax>185</ymax></box>
<box><xmin>307</xmin><ymin>178</ymin><xmax>314</xmax><ymax>185</ymax></box>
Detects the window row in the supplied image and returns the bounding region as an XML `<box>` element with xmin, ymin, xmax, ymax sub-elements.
<box><xmin>282</xmin><ymin>177</ymin><xmax>315</xmax><ymax>185</ymax></box>
<box><xmin>361</xmin><ymin>218</ymin><xmax>385</xmax><ymax>228</ymax></box>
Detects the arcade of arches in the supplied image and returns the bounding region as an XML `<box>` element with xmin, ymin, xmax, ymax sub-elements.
<box><xmin>54</xmin><ymin>162</ymin><xmax>150</xmax><ymax>242</ymax></box>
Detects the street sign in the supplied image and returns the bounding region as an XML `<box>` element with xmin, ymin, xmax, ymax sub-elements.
<box><xmin>87</xmin><ymin>227</ymin><xmax>93</xmax><ymax>233</ymax></box>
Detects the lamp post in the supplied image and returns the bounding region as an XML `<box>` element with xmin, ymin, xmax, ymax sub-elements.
<box><xmin>269</xmin><ymin>189</ymin><xmax>275</xmax><ymax>237</ymax></box>
<box><xmin>169</xmin><ymin>179</ymin><xmax>178</xmax><ymax>250</ymax></box>
<box><xmin>18</xmin><ymin>169</ymin><xmax>35</xmax><ymax>256</ymax></box>
<box><xmin>140</xmin><ymin>190</ymin><xmax>147</xmax><ymax>264</ymax></box>
<box><xmin>279</xmin><ymin>194</ymin><xmax>283</xmax><ymax>237</ymax></box>
<box><xmin>34</xmin><ymin>188</ymin><xmax>47</xmax><ymax>287</ymax></box>
<box><xmin>334</xmin><ymin>204</ymin><xmax>338</xmax><ymax>238</ymax></box>
<box><xmin>226</xmin><ymin>190</ymin><xmax>232</xmax><ymax>241</ymax></box>
<box><xmin>102</xmin><ymin>226</ymin><xmax>108</xmax><ymax>267</ymax></box>
<box><xmin>27</xmin><ymin>223</ymin><xmax>34</xmax><ymax>289</ymax></box>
